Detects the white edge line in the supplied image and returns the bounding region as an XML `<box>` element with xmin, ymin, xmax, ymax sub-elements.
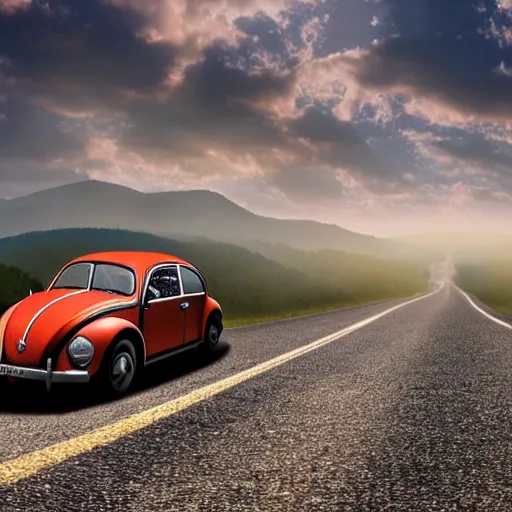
<box><xmin>456</xmin><ymin>285</ymin><xmax>512</xmax><ymax>331</ymax></box>
<box><xmin>209</xmin><ymin>281</ymin><xmax>446</xmax><ymax>380</ymax></box>
<box><xmin>226</xmin><ymin>293</ymin><xmax>426</xmax><ymax>331</ymax></box>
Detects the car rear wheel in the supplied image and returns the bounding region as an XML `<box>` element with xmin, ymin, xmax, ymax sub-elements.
<box><xmin>100</xmin><ymin>339</ymin><xmax>138</xmax><ymax>397</ymax></box>
<box><xmin>199</xmin><ymin>315</ymin><xmax>222</xmax><ymax>354</ymax></box>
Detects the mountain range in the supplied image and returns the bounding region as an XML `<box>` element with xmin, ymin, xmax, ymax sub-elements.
<box><xmin>0</xmin><ymin>180</ymin><xmax>415</xmax><ymax>257</ymax></box>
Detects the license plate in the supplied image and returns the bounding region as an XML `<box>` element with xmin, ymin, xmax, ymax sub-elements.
<box><xmin>0</xmin><ymin>366</ymin><xmax>30</xmax><ymax>378</ymax></box>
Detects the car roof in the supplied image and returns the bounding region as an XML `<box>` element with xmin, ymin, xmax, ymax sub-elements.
<box><xmin>69</xmin><ymin>251</ymin><xmax>193</xmax><ymax>271</ymax></box>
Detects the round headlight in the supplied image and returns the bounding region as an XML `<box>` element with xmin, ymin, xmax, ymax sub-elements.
<box><xmin>68</xmin><ymin>336</ymin><xmax>94</xmax><ymax>368</ymax></box>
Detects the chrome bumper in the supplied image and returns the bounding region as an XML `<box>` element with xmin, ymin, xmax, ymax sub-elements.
<box><xmin>0</xmin><ymin>358</ymin><xmax>89</xmax><ymax>391</ymax></box>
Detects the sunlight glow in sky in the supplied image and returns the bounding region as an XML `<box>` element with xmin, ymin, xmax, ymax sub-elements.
<box><xmin>1</xmin><ymin>0</ymin><xmax>512</xmax><ymax>236</ymax></box>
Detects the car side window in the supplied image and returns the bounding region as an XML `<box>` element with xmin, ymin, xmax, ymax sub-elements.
<box><xmin>180</xmin><ymin>266</ymin><xmax>205</xmax><ymax>294</ymax></box>
<box><xmin>146</xmin><ymin>267</ymin><xmax>181</xmax><ymax>301</ymax></box>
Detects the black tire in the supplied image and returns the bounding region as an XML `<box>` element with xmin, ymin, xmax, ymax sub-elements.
<box><xmin>199</xmin><ymin>315</ymin><xmax>223</xmax><ymax>354</ymax></box>
<box><xmin>98</xmin><ymin>338</ymin><xmax>138</xmax><ymax>397</ymax></box>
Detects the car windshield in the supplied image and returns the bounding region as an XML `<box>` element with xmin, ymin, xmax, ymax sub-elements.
<box><xmin>52</xmin><ymin>263</ymin><xmax>135</xmax><ymax>296</ymax></box>
<box><xmin>52</xmin><ymin>262</ymin><xmax>92</xmax><ymax>290</ymax></box>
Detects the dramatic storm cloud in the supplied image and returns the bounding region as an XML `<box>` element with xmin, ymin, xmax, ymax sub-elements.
<box><xmin>1</xmin><ymin>0</ymin><xmax>512</xmax><ymax>235</ymax></box>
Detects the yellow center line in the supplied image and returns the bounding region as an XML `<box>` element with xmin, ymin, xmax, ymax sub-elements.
<box><xmin>0</xmin><ymin>284</ymin><xmax>443</xmax><ymax>485</ymax></box>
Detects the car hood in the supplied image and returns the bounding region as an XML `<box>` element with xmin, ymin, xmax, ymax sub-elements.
<box><xmin>1</xmin><ymin>289</ymin><xmax>136</xmax><ymax>367</ymax></box>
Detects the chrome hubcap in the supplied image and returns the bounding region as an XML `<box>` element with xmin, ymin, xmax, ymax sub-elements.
<box><xmin>111</xmin><ymin>352</ymin><xmax>134</xmax><ymax>393</ymax></box>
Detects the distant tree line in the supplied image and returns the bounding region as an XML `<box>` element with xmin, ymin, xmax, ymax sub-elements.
<box><xmin>0</xmin><ymin>228</ymin><xmax>430</xmax><ymax>322</ymax></box>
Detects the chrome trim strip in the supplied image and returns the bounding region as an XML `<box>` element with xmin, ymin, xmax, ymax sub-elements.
<box><xmin>147</xmin><ymin>296</ymin><xmax>182</xmax><ymax>304</ymax></box>
<box><xmin>144</xmin><ymin>341</ymin><xmax>201</xmax><ymax>366</ymax></box>
<box><xmin>177</xmin><ymin>265</ymin><xmax>185</xmax><ymax>295</ymax></box>
<box><xmin>50</xmin><ymin>370</ymin><xmax>90</xmax><ymax>383</ymax></box>
<box><xmin>146</xmin><ymin>292</ymin><xmax>205</xmax><ymax>305</ymax></box>
<box><xmin>22</xmin><ymin>290</ymin><xmax>89</xmax><ymax>343</ymax></box>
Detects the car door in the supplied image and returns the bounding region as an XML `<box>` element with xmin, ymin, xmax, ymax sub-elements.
<box><xmin>142</xmin><ymin>265</ymin><xmax>185</xmax><ymax>358</ymax></box>
<box><xmin>179</xmin><ymin>265</ymin><xmax>207</xmax><ymax>344</ymax></box>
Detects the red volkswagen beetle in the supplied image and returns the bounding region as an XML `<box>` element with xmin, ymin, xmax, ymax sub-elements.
<box><xmin>0</xmin><ymin>252</ymin><xmax>223</xmax><ymax>396</ymax></box>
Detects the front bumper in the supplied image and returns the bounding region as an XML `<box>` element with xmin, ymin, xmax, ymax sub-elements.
<box><xmin>0</xmin><ymin>358</ymin><xmax>89</xmax><ymax>391</ymax></box>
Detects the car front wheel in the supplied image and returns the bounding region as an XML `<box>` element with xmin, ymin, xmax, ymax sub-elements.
<box><xmin>100</xmin><ymin>339</ymin><xmax>138</xmax><ymax>397</ymax></box>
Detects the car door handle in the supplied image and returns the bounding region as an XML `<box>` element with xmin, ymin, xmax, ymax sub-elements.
<box><xmin>180</xmin><ymin>302</ymin><xmax>189</xmax><ymax>310</ymax></box>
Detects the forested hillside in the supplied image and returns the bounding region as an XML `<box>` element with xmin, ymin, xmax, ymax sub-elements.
<box><xmin>0</xmin><ymin>265</ymin><xmax>44</xmax><ymax>315</ymax></box>
<box><xmin>243</xmin><ymin>242</ymin><xmax>429</xmax><ymax>301</ymax></box>
<box><xmin>0</xmin><ymin>228</ymin><xmax>430</xmax><ymax>325</ymax></box>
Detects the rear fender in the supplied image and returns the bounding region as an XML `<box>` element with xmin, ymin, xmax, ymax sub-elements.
<box><xmin>202</xmin><ymin>297</ymin><xmax>223</xmax><ymax>335</ymax></box>
<box><xmin>56</xmin><ymin>317</ymin><xmax>145</xmax><ymax>376</ymax></box>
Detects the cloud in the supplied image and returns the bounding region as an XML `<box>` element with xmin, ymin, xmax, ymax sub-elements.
<box><xmin>2</xmin><ymin>0</ymin><xmax>395</xmax><ymax>205</ymax></box>
<box><xmin>0</xmin><ymin>0</ymin><xmax>178</xmax><ymax>113</ymax></box>
<box><xmin>267</xmin><ymin>164</ymin><xmax>345</xmax><ymax>202</ymax></box>
<box><xmin>379</xmin><ymin>0</ymin><xmax>491</xmax><ymax>39</ymax></box>
<box><xmin>470</xmin><ymin>187</ymin><xmax>512</xmax><ymax>204</ymax></box>
<box><xmin>432</xmin><ymin>134</ymin><xmax>512</xmax><ymax>175</ymax></box>
<box><xmin>285</xmin><ymin>107</ymin><xmax>406</xmax><ymax>190</ymax></box>
<box><xmin>274</xmin><ymin>0</ymin><xmax>512</xmax><ymax>132</ymax></box>
<box><xmin>405</xmin><ymin>127</ymin><xmax>512</xmax><ymax>178</ymax></box>
<box><xmin>109</xmin><ymin>0</ymin><xmax>321</xmax><ymax>62</ymax></box>
<box><xmin>121</xmin><ymin>77</ymin><xmax>411</xmax><ymax>198</ymax></box>
<box><xmin>0</xmin><ymin>0</ymin><xmax>30</xmax><ymax>13</ymax></box>
<box><xmin>0</xmin><ymin>91</ymin><xmax>84</xmax><ymax>161</ymax></box>
<box><xmin>401</xmin><ymin>127</ymin><xmax>512</xmax><ymax>210</ymax></box>
<box><xmin>338</xmin><ymin>37</ymin><xmax>512</xmax><ymax>124</ymax></box>
<box><xmin>3</xmin><ymin>0</ymin><xmax>512</xmax><ymax>234</ymax></box>
<box><xmin>0</xmin><ymin>158</ymin><xmax>85</xmax><ymax>184</ymax></box>
<box><xmin>119</xmin><ymin>42</ymin><xmax>297</xmax><ymax>163</ymax></box>
<box><xmin>0</xmin><ymin>158</ymin><xmax>87</xmax><ymax>199</ymax></box>
<box><xmin>304</xmin><ymin>0</ymin><xmax>512</xmax><ymax>128</ymax></box>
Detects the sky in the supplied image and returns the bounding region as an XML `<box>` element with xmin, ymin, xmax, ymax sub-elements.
<box><xmin>1</xmin><ymin>0</ymin><xmax>512</xmax><ymax>236</ymax></box>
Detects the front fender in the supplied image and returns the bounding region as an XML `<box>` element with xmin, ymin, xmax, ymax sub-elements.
<box><xmin>56</xmin><ymin>317</ymin><xmax>144</xmax><ymax>376</ymax></box>
<box><xmin>0</xmin><ymin>302</ymin><xmax>21</xmax><ymax>358</ymax></box>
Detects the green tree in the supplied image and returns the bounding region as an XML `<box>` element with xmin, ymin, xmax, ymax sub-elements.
<box><xmin>0</xmin><ymin>265</ymin><xmax>44</xmax><ymax>314</ymax></box>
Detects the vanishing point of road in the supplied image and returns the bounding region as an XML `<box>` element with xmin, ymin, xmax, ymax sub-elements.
<box><xmin>1</xmin><ymin>281</ymin><xmax>512</xmax><ymax>511</ymax></box>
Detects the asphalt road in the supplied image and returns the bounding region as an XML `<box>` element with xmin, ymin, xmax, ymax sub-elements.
<box><xmin>2</xmin><ymin>282</ymin><xmax>512</xmax><ymax>511</ymax></box>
